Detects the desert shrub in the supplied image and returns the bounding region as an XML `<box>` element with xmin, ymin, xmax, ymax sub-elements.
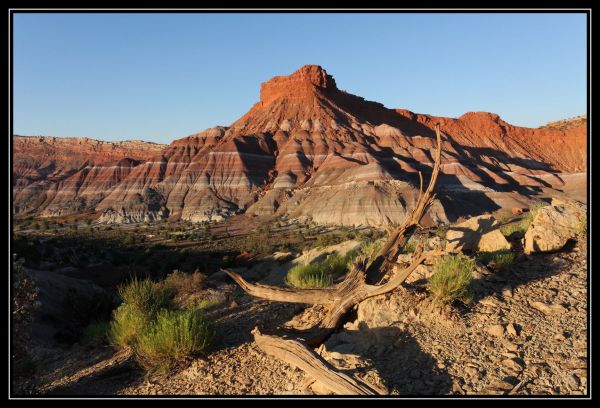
<box><xmin>117</xmin><ymin>277</ymin><xmax>170</xmax><ymax>317</ymax></box>
<box><xmin>136</xmin><ymin>308</ymin><xmax>215</xmax><ymax>372</ymax></box>
<box><xmin>187</xmin><ymin>297</ymin><xmax>221</xmax><ymax>310</ymax></box>
<box><xmin>314</xmin><ymin>234</ymin><xmax>343</xmax><ymax>248</ymax></box>
<box><xmin>501</xmin><ymin>203</ymin><xmax>549</xmax><ymax>237</ymax></box>
<box><xmin>357</xmin><ymin>228</ymin><xmax>387</xmax><ymax>244</ymax></box>
<box><xmin>286</xmin><ymin>250</ymin><xmax>359</xmax><ymax>288</ymax></box>
<box><xmin>244</xmin><ymin>228</ymin><xmax>275</xmax><ymax>255</ymax></box>
<box><xmin>428</xmin><ymin>255</ymin><xmax>475</xmax><ymax>305</ymax></box>
<box><xmin>286</xmin><ymin>263</ymin><xmax>333</xmax><ymax>288</ymax></box>
<box><xmin>435</xmin><ymin>225</ymin><xmax>448</xmax><ymax>238</ymax></box>
<box><xmin>358</xmin><ymin>239</ymin><xmax>384</xmax><ymax>258</ymax></box>
<box><xmin>500</xmin><ymin>222</ymin><xmax>526</xmax><ymax>238</ymax></box>
<box><xmin>403</xmin><ymin>240</ymin><xmax>417</xmax><ymax>254</ymax></box>
<box><xmin>322</xmin><ymin>251</ymin><xmax>358</xmax><ymax>276</ymax></box>
<box><xmin>80</xmin><ymin>321</ymin><xmax>109</xmax><ymax>347</ymax></box>
<box><xmin>477</xmin><ymin>250</ymin><xmax>515</xmax><ymax>272</ymax></box>
<box><xmin>160</xmin><ymin>269</ymin><xmax>206</xmax><ymax>296</ymax></box>
<box><xmin>108</xmin><ymin>303</ymin><xmax>151</xmax><ymax>348</ymax></box>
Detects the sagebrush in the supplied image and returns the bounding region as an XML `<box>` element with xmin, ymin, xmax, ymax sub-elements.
<box><xmin>428</xmin><ymin>255</ymin><xmax>475</xmax><ymax>305</ymax></box>
<box><xmin>136</xmin><ymin>308</ymin><xmax>215</xmax><ymax>372</ymax></box>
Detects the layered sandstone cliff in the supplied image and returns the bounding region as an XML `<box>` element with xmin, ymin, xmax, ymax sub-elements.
<box><xmin>12</xmin><ymin>136</ymin><xmax>165</xmax><ymax>216</ymax></box>
<box><xmin>12</xmin><ymin>66</ymin><xmax>587</xmax><ymax>226</ymax></box>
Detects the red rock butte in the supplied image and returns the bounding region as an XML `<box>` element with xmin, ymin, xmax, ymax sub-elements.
<box><xmin>12</xmin><ymin>65</ymin><xmax>587</xmax><ymax>226</ymax></box>
<box><xmin>259</xmin><ymin>65</ymin><xmax>337</xmax><ymax>105</ymax></box>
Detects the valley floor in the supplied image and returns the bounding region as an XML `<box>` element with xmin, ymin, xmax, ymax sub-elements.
<box><xmin>19</xmin><ymin>239</ymin><xmax>588</xmax><ymax>396</ymax></box>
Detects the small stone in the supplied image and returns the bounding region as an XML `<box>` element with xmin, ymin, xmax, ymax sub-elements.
<box><xmin>567</xmin><ymin>375</ymin><xmax>580</xmax><ymax>390</ymax></box>
<box><xmin>531</xmin><ymin>301</ymin><xmax>567</xmax><ymax>315</ymax></box>
<box><xmin>464</xmin><ymin>366</ymin><xmax>479</xmax><ymax>379</ymax></box>
<box><xmin>502</xmin><ymin>287</ymin><xmax>513</xmax><ymax>299</ymax></box>
<box><xmin>487</xmin><ymin>324</ymin><xmax>505</xmax><ymax>337</ymax></box>
<box><xmin>285</xmin><ymin>382</ymin><xmax>294</xmax><ymax>391</ymax></box>
<box><xmin>506</xmin><ymin>323</ymin><xmax>518</xmax><ymax>337</ymax></box>
<box><xmin>501</xmin><ymin>358</ymin><xmax>524</xmax><ymax>372</ymax></box>
<box><xmin>503</xmin><ymin>341</ymin><xmax>519</xmax><ymax>352</ymax></box>
<box><xmin>554</xmin><ymin>333</ymin><xmax>566</xmax><ymax>342</ymax></box>
<box><xmin>452</xmin><ymin>382</ymin><xmax>466</xmax><ymax>395</ymax></box>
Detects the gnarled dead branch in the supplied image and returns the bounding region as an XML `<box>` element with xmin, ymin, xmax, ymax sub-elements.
<box><xmin>225</xmin><ymin>125</ymin><xmax>444</xmax><ymax>394</ymax></box>
<box><xmin>252</xmin><ymin>328</ymin><xmax>382</xmax><ymax>395</ymax></box>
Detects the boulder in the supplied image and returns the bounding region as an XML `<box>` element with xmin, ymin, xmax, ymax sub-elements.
<box><xmin>477</xmin><ymin>229</ymin><xmax>512</xmax><ymax>252</ymax></box>
<box><xmin>524</xmin><ymin>199</ymin><xmax>586</xmax><ymax>254</ymax></box>
<box><xmin>445</xmin><ymin>214</ymin><xmax>499</xmax><ymax>253</ymax></box>
<box><xmin>512</xmin><ymin>207</ymin><xmax>525</xmax><ymax>215</ymax></box>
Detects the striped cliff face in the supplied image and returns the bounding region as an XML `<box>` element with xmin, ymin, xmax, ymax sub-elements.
<box><xmin>12</xmin><ymin>137</ymin><xmax>165</xmax><ymax>216</ymax></box>
<box><xmin>12</xmin><ymin>65</ymin><xmax>587</xmax><ymax>226</ymax></box>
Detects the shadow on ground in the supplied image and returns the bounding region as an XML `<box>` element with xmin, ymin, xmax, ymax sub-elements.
<box><xmin>326</xmin><ymin>326</ymin><xmax>453</xmax><ymax>395</ymax></box>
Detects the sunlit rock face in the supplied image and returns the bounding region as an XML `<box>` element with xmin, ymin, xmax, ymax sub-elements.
<box><xmin>12</xmin><ymin>65</ymin><xmax>586</xmax><ymax>226</ymax></box>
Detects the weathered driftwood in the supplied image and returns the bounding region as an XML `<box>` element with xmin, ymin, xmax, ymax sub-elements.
<box><xmin>225</xmin><ymin>243</ymin><xmax>431</xmax><ymax>346</ymax></box>
<box><xmin>252</xmin><ymin>328</ymin><xmax>380</xmax><ymax>395</ymax></box>
<box><xmin>224</xmin><ymin>125</ymin><xmax>444</xmax><ymax>394</ymax></box>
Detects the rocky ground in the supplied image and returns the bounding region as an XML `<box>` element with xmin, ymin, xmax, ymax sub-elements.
<box><xmin>17</xmin><ymin>232</ymin><xmax>588</xmax><ymax>396</ymax></box>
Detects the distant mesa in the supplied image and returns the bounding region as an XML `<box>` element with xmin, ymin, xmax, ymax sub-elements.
<box><xmin>12</xmin><ymin>65</ymin><xmax>587</xmax><ymax>226</ymax></box>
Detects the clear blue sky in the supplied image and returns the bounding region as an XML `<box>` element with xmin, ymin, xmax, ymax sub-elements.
<box><xmin>13</xmin><ymin>12</ymin><xmax>587</xmax><ymax>144</ymax></box>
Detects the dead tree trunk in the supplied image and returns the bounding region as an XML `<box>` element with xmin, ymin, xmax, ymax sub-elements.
<box><xmin>252</xmin><ymin>328</ymin><xmax>380</xmax><ymax>395</ymax></box>
<box><xmin>223</xmin><ymin>125</ymin><xmax>444</xmax><ymax>395</ymax></box>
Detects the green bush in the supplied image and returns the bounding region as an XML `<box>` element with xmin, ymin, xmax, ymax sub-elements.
<box><xmin>108</xmin><ymin>303</ymin><xmax>151</xmax><ymax>348</ymax></box>
<box><xmin>286</xmin><ymin>250</ymin><xmax>359</xmax><ymax>288</ymax></box>
<box><xmin>501</xmin><ymin>203</ymin><xmax>549</xmax><ymax>238</ymax></box>
<box><xmin>117</xmin><ymin>277</ymin><xmax>170</xmax><ymax>317</ymax></box>
<box><xmin>323</xmin><ymin>250</ymin><xmax>358</xmax><ymax>275</ymax></box>
<box><xmin>403</xmin><ymin>240</ymin><xmax>417</xmax><ymax>254</ymax></box>
<box><xmin>500</xmin><ymin>222</ymin><xmax>526</xmax><ymax>238</ymax></box>
<box><xmin>314</xmin><ymin>234</ymin><xmax>343</xmax><ymax>248</ymax></box>
<box><xmin>162</xmin><ymin>270</ymin><xmax>205</xmax><ymax>296</ymax></box>
<box><xmin>477</xmin><ymin>250</ymin><xmax>515</xmax><ymax>272</ymax></box>
<box><xmin>435</xmin><ymin>225</ymin><xmax>448</xmax><ymax>238</ymax></box>
<box><xmin>80</xmin><ymin>321</ymin><xmax>110</xmax><ymax>347</ymax></box>
<box><xmin>136</xmin><ymin>308</ymin><xmax>215</xmax><ymax>372</ymax></box>
<box><xmin>286</xmin><ymin>263</ymin><xmax>333</xmax><ymax>288</ymax></box>
<box><xmin>428</xmin><ymin>255</ymin><xmax>475</xmax><ymax>305</ymax></box>
<box><xmin>358</xmin><ymin>239</ymin><xmax>384</xmax><ymax>258</ymax></box>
